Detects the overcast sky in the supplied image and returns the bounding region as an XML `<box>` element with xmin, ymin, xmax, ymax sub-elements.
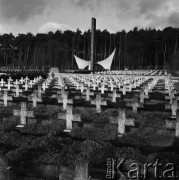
<box><xmin>0</xmin><ymin>0</ymin><xmax>179</xmax><ymax>35</ymax></box>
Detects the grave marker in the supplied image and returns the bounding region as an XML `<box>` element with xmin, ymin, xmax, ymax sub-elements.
<box><xmin>83</xmin><ymin>87</ymin><xmax>94</xmax><ymax>101</ymax></box>
<box><xmin>0</xmin><ymin>155</ymin><xmax>12</xmax><ymax>180</ymax></box>
<box><xmin>91</xmin><ymin>93</ymin><xmax>107</xmax><ymax>113</ymax></box>
<box><xmin>74</xmin><ymin>161</ymin><xmax>89</xmax><ymax>180</ymax></box>
<box><xmin>58</xmin><ymin>105</ymin><xmax>81</xmax><ymax>132</ymax></box>
<box><xmin>4</xmin><ymin>81</ymin><xmax>13</xmax><ymax>90</ymax></box>
<box><xmin>112</xmin><ymin>89</ymin><xmax>121</xmax><ymax>103</ymax></box>
<box><xmin>14</xmin><ymin>85</ymin><xmax>22</xmax><ymax>97</ymax></box>
<box><xmin>99</xmin><ymin>84</ymin><xmax>108</xmax><ymax>94</ymax></box>
<box><xmin>1</xmin><ymin>90</ymin><xmax>12</xmax><ymax>106</ymax></box>
<box><xmin>59</xmin><ymin>93</ymin><xmax>73</xmax><ymax>110</ymax></box>
<box><xmin>14</xmin><ymin>102</ymin><xmax>34</xmax><ymax>125</ymax></box>
<box><xmin>0</xmin><ymin>79</ymin><xmax>5</xmax><ymax>87</ymax></box>
<box><xmin>29</xmin><ymin>91</ymin><xmax>42</xmax><ymax>108</ymax></box>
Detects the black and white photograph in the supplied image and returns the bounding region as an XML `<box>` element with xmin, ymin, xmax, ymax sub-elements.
<box><xmin>0</xmin><ymin>0</ymin><xmax>179</xmax><ymax>179</ymax></box>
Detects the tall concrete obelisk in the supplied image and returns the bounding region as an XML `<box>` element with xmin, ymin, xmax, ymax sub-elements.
<box><xmin>89</xmin><ymin>17</ymin><xmax>96</xmax><ymax>71</ymax></box>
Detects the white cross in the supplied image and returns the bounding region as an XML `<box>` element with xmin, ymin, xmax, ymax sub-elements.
<box><xmin>33</xmin><ymin>78</ymin><xmax>38</xmax><ymax>84</ymax></box>
<box><xmin>7</xmin><ymin>77</ymin><xmax>13</xmax><ymax>82</ymax></box>
<box><xmin>1</xmin><ymin>90</ymin><xmax>12</xmax><ymax>106</ymax></box>
<box><xmin>79</xmin><ymin>83</ymin><xmax>86</xmax><ymax>93</ymax></box>
<box><xmin>122</xmin><ymin>85</ymin><xmax>126</xmax><ymax>95</ymax></box>
<box><xmin>91</xmin><ymin>93</ymin><xmax>107</xmax><ymax>113</ymax></box>
<box><xmin>110</xmin><ymin>108</ymin><xmax>135</xmax><ymax>136</ymax></box>
<box><xmin>37</xmin><ymin>85</ymin><xmax>45</xmax><ymax>98</ymax></box>
<box><xmin>140</xmin><ymin>90</ymin><xmax>149</xmax><ymax>103</ymax></box>
<box><xmin>126</xmin><ymin>96</ymin><xmax>143</xmax><ymax>113</ymax></box>
<box><xmin>99</xmin><ymin>84</ymin><xmax>108</xmax><ymax>94</ymax></box>
<box><xmin>24</xmin><ymin>76</ymin><xmax>29</xmax><ymax>82</ymax></box>
<box><xmin>83</xmin><ymin>87</ymin><xmax>94</xmax><ymax>101</ymax></box>
<box><xmin>109</xmin><ymin>82</ymin><xmax>116</xmax><ymax>91</ymax></box>
<box><xmin>58</xmin><ymin>105</ymin><xmax>81</xmax><ymax>132</ymax></box>
<box><xmin>58</xmin><ymin>92</ymin><xmax>73</xmax><ymax>110</ymax></box>
<box><xmin>92</xmin><ymin>83</ymin><xmax>97</xmax><ymax>90</ymax></box>
<box><xmin>19</xmin><ymin>77</ymin><xmax>25</xmax><ymax>84</ymax></box>
<box><xmin>0</xmin><ymin>79</ymin><xmax>5</xmax><ymax>87</ymax></box>
<box><xmin>22</xmin><ymin>82</ymin><xmax>29</xmax><ymax>91</ymax></box>
<box><xmin>14</xmin><ymin>85</ymin><xmax>23</xmax><ymax>97</ymax></box>
<box><xmin>111</xmin><ymin>89</ymin><xmax>121</xmax><ymax>102</ymax></box>
<box><xmin>42</xmin><ymin>83</ymin><xmax>47</xmax><ymax>91</ymax></box>
<box><xmin>29</xmin><ymin>80</ymin><xmax>34</xmax><ymax>88</ymax></box>
<box><xmin>14</xmin><ymin>79</ymin><xmax>20</xmax><ymax>86</ymax></box>
<box><xmin>14</xmin><ymin>102</ymin><xmax>34</xmax><ymax>125</ymax></box>
<box><xmin>29</xmin><ymin>91</ymin><xmax>42</xmax><ymax>107</ymax></box>
<box><xmin>4</xmin><ymin>81</ymin><xmax>14</xmax><ymax>90</ymax></box>
<box><xmin>165</xmin><ymin>98</ymin><xmax>178</xmax><ymax>117</ymax></box>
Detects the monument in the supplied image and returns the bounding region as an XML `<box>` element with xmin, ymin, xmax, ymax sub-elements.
<box><xmin>89</xmin><ymin>17</ymin><xmax>96</xmax><ymax>71</ymax></box>
<box><xmin>74</xmin><ymin>18</ymin><xmax>116</xmax><ymax>71</ymax></box>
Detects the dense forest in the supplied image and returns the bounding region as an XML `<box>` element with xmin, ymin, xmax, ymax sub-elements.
<box><xmin>0</xmin><ymin>26</ymin><xmax>179</xmax><ymax>70</ymax></box>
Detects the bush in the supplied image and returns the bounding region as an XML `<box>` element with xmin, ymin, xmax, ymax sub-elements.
<box><xmin>0</xmin><ymin>106</ymin><xmax>15</xmax><ymax>117</ymax></box>
<box><xmin>6</xmin><ymin>147</ymin><xmax>28</xmax><ymax>162</ymax></box>
<box><xmin>0</xmin><ymin>131</ymin><xmax>35</xmax><ymax>147</ymax></box>
<box><xmin>71</xmin><ymin>127</ymin><xmax>117</xmax><ymax>141</ymax></box>
<box><xmin>12</xmin><ymin>96</ymin><xmax>28</xmax><ymax>102</ymax></box>
<box><xmin>0</xmin><ymin>121</ymin><xmax>18</xmax><ymax>131</ymax></box>
<box><xmin>115</xmin><ymin>147</ymin><xmax>146</xmax><ymax>163</ymax></box>
<box><xmin>34</xmin><ymin>105</ymin><xmax>61</xmax><ymax>119</ymax></box>
<box><xmin>19</xmin><ymin>124</ymin><xmax>64</xmax><ymax>135</ymax></box>
<box><xmin>38</xmin><ymin>151</ymin><xmax>63</xmax><ymax>164</ymax></box>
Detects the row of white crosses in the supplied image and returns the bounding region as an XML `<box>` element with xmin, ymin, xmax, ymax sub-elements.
<box><xmin>164</xmin><ymin>75</ymin><xmax>179</xmax><ymax>117</ymax></box>
<box><xmin>0</xmin><ymin>76</ymin><xmax>42</xmax><ymax>90</ymax></box>
<box><xmin>65</xmin><ymin>74</ymin><xmax>144</xmax><ymax>95</ymax></box>
<box><xmin>96</xmin><ymin>70</ymin><xmax>165</xmax><ymax>75</ymax></box>
<box><xmin>12</xmin><ymin>101</ymin><xmax>179</xmax><ymax>138</ymax></box>
<box><xmin>53</xmin><ymin>73</ymin><xmax>168</xmax><ymax>111</ymax></box>
<box><xmin>0</xmin><ymin>76</ymin><xmax>45</xmax><ymax>106</ymax></box>
<box><xmin>58</xmin><ymin>104</ymin><xmax>135</xmax><ymax>136</ymax></box>
<box><xmin>12</xmin><ymin>101</ymin><xmax>135</xmax><ymax>137</ymax></box>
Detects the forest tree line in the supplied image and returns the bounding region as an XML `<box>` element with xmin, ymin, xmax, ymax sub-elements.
<box><xmin>0</xmin><ymin>26</ymin><xmax>179</xmax><ymax>70</ymax></box>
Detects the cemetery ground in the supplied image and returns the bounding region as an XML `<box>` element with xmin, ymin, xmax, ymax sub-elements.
<box><xmin>0</xmin><ymin>106</ymin><xmax>179</xmax><ymax>179</ymax></box>
<box><xmin>0</xmin><ymin>70</ymin><xmax>179</xmax><ymax>179</ymax></box>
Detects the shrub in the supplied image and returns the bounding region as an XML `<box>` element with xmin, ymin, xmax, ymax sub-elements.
<box><xmin>115</xmin><ymin>147</ymin><xmax>146</xmax><ymax>163</ymax></box>
<box><xmin>71</xmin><ymin>127</ymin><xmax>117</xmax><ymax>141</ymax></box>
<box><xmin>19</xmin><ymin>124</ymin><xmax>64</xmax><ymax>135</ymax></box>
<box><xmin>0</xmin><ymin>106</ymin><xmax>15</xmax><ymax>117</ymax></box>
<box><xmin>0</xmin><ymin>121</ymin><xmax>18</xmax><ymax>131</ymax></box>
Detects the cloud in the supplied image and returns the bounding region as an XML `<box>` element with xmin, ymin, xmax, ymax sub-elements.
<box><xmin>139</xmin><ymin>0</ymin><xmax>167</xmax><ymax>14</ymax></box>
<box><xmin>168</xmin><ymin>11</ymin><xmax>179</xmax><ymax>27</ymax></box>
<box><xmin>74</xmin><ymin>0</ymin><xmax>167</xmax><ymax>18</ymax></box>
<box><xmin>74</xmin><ymin>0</ymin><xmax>101</xmax><ymax>17</ymax></box>
<box><xmin>73</xmin><ymin>0</ymin><xmax>175</xmax><ymax>30</ymax></box>
<box><xmin>0</xmin><ymin>0</ymin><xmax>50</xmax><ymax>22</ymax></box>
<box><xmin>37</xmin><ymin>22</ymin><xmax>75</xmax><ymax>33</ymax></box>
<box><xmin>0</xmin><ymin>0</ymin><xmax>179</xmax><ymax>34</ymax></box>
<box><xmin>0</xmin><ymin>24</ymin><xmax>3</xmax><ymax>33</ymax></box>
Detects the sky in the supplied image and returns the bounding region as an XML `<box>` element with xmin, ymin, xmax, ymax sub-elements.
<box><xmin>0</xmin><ymin>0</ymin><xmax>179</xmax><ymax>35</ymax></box>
